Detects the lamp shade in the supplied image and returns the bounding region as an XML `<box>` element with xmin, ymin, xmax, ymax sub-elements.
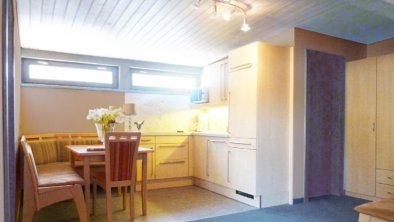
<box><xmin>123</xmin><ymin>103</ymin><xmax>136</xmax><ymax>115</ymax></box>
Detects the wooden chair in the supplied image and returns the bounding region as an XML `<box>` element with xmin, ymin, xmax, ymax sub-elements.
<box><xmin>91</xmin><ymin>132</ymin><xmax>141</xmax><ymax>222</ymax></box>
<box><xmin>21</xmin><ymin>136</ymin><xmax>88</xmax><ymax>222</ymax></box>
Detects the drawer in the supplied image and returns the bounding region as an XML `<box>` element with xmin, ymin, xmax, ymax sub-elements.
<box><xmin>156</xmin><ymin>159</ymin><xmax>189</xmax><ymax>179</ymax></box>
<box><xmin>140</xmin><ymin>136</ymin><xmax>155</xmax><ymax>144</ymax></box>
<box><xmin>376</xmin><ymin>169</ymin><xmax>394</xmax><ymax>185</ymax></box>
<box><xmin>376</xmin><ymin>183</ymin><xmax>394</xmax><ymax>199</ymax></box>
<box><xmin>156</xmin><ymin>136</ymin><xmax>188</xmax><ymax>144</ymax></box>
<box><xmin>156</xmin><ymin>145</ymin><xmax>188</xmax><ymax>162</ymax></box>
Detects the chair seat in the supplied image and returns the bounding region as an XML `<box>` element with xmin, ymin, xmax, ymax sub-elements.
<box><xmin>37</xmin><ymin>162</ymin><xmax>84</xmax><ymax>187</ymax></box>
<box><xmin>355</xmin><ymin>199</ymin><xmax>394</xmax><ymax>222</ymax></box>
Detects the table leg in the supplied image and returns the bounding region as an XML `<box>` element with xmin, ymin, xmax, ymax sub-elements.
<box><xmin>70</xmin><ymin>153</ymin><xmax>75</xmax><ymax>168</ymax></box>
<box><xmin>83</xmin><ymin>157</ymin><xmax>91</xmax><ymax>216</ymax></box>
<box><xmin>141</xmin><ymin>154</ymin><xmax>147</xmax><ymax>216</ymax></box>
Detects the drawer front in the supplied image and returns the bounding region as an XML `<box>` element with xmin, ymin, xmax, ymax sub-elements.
<box><xmin>376</xmin><ymin>169</ymin><xmax>394</xmax><ymax>185</ymax></box>
<box><xmin>156</xmin><ymin>159</ymin><xmax>189</xmax><ymax>179</ymax></box>
<box><xmin>156</xmin><ymin>136</ymin><xmax>189</xmax><ymax>144</ymax></box>
<box><xmin>376</xmin><ymin>183</ymin><xmax>394</xmax><ymax>199</ymax></box>
<box><xmin>156</xmin><ymin>145</ymin><xmax>188</xmax><ymax>162</ymax></box>
<box><xmin>140</xmin><ymin>136</ymin><xmax>155</xmax><ymax>144</ymax></box>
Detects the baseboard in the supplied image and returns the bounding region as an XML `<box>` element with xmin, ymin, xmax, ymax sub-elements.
<box><xmin>194</xmin><ymin>178</ymin><xmax>261</xmax><ymax>208</ymax></box>
<box><xmin>292</xmin><ymin>198</ymin><xmax>304</xmax><ymax>204</ymax></box>
<box><xmin>135</xmin><ymin>177</ymin><xmax>193</xmax><ymax>191</ymax></box>
<box><xmin>260</xmin><ymin>191</ymin><xmax>289</xmax><ymax>208</ymax></box>
<box><xmin>345</xmin><ymin>191</ymin><xmax>380</xmax><ymax>201</ymax></box>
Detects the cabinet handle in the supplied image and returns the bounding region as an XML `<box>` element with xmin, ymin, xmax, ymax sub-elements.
<box><xmin>158</xmin><ymin>145</ymin><xmax>186</xmax><ymax>148</ymax></box>
<box><xmin>388</xmin><ymin>192</ymin><xmax>394</xmax><ymax>195</ymax></box>
<box><xmin>230</xmin><ymin>63</ymin><xmax>252</xmax><ymax>72</ymax></box>
<box><xmin>387</xmin><ymin>177</ymin><xmax>394</xmax><ymax>180</ymax></box>
<box><xmin>372</xmin><ymin>123</ymin><xmax>376</xmax><ymax>132</ymax></box>
<box><xmin>208</xmin><ymin>140</ymin><xmax>226</xmax><ymax>143</ymax></box>
<box><xmin>228</xmin><ymin>142</ymin><xmax>252</xmax><ymax>145</ymax></box>
<box><xmin>141</xmin><ymin>139</ymin><xmax>152</xmax><ymax>142</ymax></box>
<box><xmin>227</xmin><ymin>150</ymin><xmax>231</xmax><ymax>183</ymax></box>
<box><xmin>160</xmin><ymin>160</ymin><xmax>185</xmax><ymax>165</ymax></box>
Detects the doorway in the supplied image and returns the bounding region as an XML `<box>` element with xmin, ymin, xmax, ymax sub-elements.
<box><xmin>305</xmin><ymin>49</ymin><xmax>345</xmax><ymax>200</ymax></box>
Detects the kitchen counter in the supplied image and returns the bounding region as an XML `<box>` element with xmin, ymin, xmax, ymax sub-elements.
<box><xmin>192</xmin><ymin>132</ymin><xmax>229</xmax><ymax>137</ymax></box>
<box><xmin>140</xmin><ymin>132</ymin><xmax>228</xmax><ymax>137</ymax></box>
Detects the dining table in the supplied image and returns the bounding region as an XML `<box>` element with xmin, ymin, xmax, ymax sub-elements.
<box><xmin>66</xmin><ymin>144</ymin><xmax>153</xmax><ymax>217</ymax></box>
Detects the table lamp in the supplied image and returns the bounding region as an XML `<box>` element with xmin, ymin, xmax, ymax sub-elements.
<box><xmin>123</xmin><ymin>103</ymin><xmax>136</xmax><ymax>132</ymax></box>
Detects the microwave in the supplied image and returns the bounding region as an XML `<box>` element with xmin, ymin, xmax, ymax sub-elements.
<box><xmin>190</xmin><ymin>87</ymin><xmax>209</xmax><ymax>104</ymax></box>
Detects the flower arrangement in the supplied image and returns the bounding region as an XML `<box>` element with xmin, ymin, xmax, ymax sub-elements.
<box><xmin>86</xmin><ymin>107</ymin><xmax>125</xmax><ymax>131</ymax></box>
<box><xmin>87</xmin><ymin>107</ymin><xmax>125</xmax><ymax>143</ymax></box>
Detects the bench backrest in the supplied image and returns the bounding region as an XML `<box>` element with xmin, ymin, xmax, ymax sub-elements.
<box><xmin>24</xmin><ymin>133</ymin><xmax>100</xmax><ymax>165</ymax></box>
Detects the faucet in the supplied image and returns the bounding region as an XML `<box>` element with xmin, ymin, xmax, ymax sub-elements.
<box><xmin>134</xmin><ymin>120</ymin><xmax>144</xmax><ymax>131</ymax></box>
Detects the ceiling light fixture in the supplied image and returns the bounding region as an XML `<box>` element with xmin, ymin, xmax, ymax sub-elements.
<box><xmin>194</xmin><ymin>0</ymin><xmax>251</xmax><ymax>32</ymax></box>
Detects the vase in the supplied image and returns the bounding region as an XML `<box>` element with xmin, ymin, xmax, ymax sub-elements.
<box><xmin>95</xmin><ymin>123</ymin><xmax>115</xmax><ymax>144</ymax></box>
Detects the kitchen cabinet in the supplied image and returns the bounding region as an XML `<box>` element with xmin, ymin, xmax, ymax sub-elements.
<box><xmin>227</xmin><ymin>42</ymin><xmax>290</xmax><ymax>206</ymax></box>
<box><xmin>345</xmin><ymin>53</ymin><xmax>394</xmax><ymax>200</ymax></box>
<box><xmin>206</xmin><ymin>138</ymin><xmax>229</xmax><ymax>187</ymax></box>
<box><xmin>345</xmin><ymin>57</ymin><xmax>377</xmax><ymax>197</ymax></box>
<box><xmin>193</xmin><ymin>136</ymin><xmax>229</xmax><ymax>187</ymax></box>
<box><xmin>155</xmin><ymin>136</ymin><xmax>189</xmax><ymax>179</ymax></box>
<box><xmin>202</xmin><ymin>58</ymin><xmax>228</xmax><ymax>105</ymax></box>
<box><xmin>193</xmin><ymin>136</ymin><xmax>208</xmax><ymax>180</ymax></box>
<box><xmin>228</xmin><ymin>67</ymin><xmax>257</xmax><ymax>138</ymax></box>
<box><xmin>136</xmin><ymin>136</ymin><xmax>156</xmax><ymax>181</ymax></box>
<box><xmin>228</xmin><ymin>146</ymin><xmax>256</xmax><ymax>195</ymax></box>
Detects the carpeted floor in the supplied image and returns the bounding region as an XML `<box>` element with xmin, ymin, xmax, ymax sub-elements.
<box><xmin>193</xmin><ymin>195</ymin><xmax>369</xmax><ymax>222</ymax></box>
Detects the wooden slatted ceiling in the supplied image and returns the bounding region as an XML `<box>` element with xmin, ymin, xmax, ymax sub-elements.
<box><xmin>16</xmin><ymin>0</ymin><xmax>394</xmax><ymax>66</ymax></box>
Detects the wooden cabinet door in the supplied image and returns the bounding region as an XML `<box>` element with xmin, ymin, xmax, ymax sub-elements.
<box><xmin>202</xmin><ymin>59</ymin><xmax>228</xmax><ymax>105</ymax></box>
<box><xmin>136</xmin><ymin>144</ymin><xmax>155</xmax><ymax>181</ymax></box>
<box><xmin>377</xmin><ymin>54</ymin><xmax>394</xmax><ymax>170</ymax></box>
<box><xmin>228</xmin><ymin>67</ymin><xmax>257</xmax><ymax>139</ymax></box>
<box><xmin>207</xmin><ymin>139</ymin><xmax>229</xmax><ymax>187</ymax></box>
<box><xmin>345</xmin><ymin>57</ymin><xmax>377</xmax><ymax>196</ymax></box>
<box><xmin>228</xmin><ymin>147</ymin><xmax>256</xmax><ymax>195</ymax></box>
<box><xmin>193</xmin><ymin>136</ymin><xmax>208</xmax><ymax>180</ymax></box>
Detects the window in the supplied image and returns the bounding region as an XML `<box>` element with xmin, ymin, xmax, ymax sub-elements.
<box><xmin>22</xmin><ymin>58</ymin><xmax>118</xmax><ymax>89</ymax></box>
<box><xmin>130</xmin><ymin>68</ymin><xmax>200</xmax><ymax>93</ymax></box>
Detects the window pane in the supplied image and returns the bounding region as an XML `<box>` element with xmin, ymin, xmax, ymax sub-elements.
<box><xmin>132</xmin><ymin>73</ymin><xmax>197</xmax><ymax>89</ymax></box>
<box><xmin>29</xmin><ymin>64</ymin><xmax>113</xmax><ymax>84</ymax></box>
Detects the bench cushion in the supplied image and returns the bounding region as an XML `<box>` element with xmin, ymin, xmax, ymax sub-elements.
<box><xmin>37</xmin><ymin>162</ymin><xmax>84</xmax><ymax>187</ymax></box>
<box><xmin>355</xmin><ymin>199</ymin><xmax>394</xmax><ymax>222</ymax></box>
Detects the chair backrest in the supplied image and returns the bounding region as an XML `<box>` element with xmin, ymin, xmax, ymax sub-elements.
<box><xmin>20</xmin><ymin>136</ymin><xmax>40</xmax><ymax>205</ymax></box>
<box><xmin>104</xmin><ymin>132</ymin><xmax>141</xmax><ymax>182</ymax></box>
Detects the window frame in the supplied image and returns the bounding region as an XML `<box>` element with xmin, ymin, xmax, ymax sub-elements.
<box><xmin>129</xmin><ymin>67</ymin><xmax>201</xmax><ymax>94</ymax></box>
<box><xmin>22</xmin><ymin>58</ymin><xmax>119</xmax><ymax>89</ymax></box>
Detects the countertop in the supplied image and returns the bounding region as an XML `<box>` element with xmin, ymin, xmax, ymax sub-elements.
<box><xmin>140</xmin><ymin>132</ymin><xmax>228</xmax><ymax>137</ymax></box>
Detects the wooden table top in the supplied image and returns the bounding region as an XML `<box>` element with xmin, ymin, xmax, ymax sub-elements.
<box><xmin>66</xmin><ymin>144</ymin><xmax>154</xmax><ymax>156</ymax></box>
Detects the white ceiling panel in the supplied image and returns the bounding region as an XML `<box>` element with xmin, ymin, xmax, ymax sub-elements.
<box><xmin>16</xmin><ymin>0</ymin><xmax>394</xmax><ymax>66</ymax></box>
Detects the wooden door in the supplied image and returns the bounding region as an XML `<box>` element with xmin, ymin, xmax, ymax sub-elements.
<box><xmin>345</xmin><ymin>57</ymin><xmax>377</xmax><ymax>196</ymax></box>
<box><xmin>305</xmin><ymin>50</ymin><xmax>346</xmax><ymax>199</ymax></box>
<box><xmin>377</xmin><ymin>54</ymin><xmax>394</xmax><ymax>170</ymax></box>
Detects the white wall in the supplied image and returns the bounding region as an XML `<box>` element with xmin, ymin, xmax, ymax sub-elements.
<box><xmin>125</xmin><ymin>93</ymin><xmax>198</xmax><ymax>132</ymax></box>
